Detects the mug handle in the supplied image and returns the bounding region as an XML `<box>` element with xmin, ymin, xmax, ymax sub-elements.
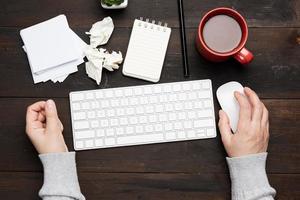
<box><xmin>233</xmin><ymin>48</ymin><xmax>253</xmax><ymax>64</ymax></box>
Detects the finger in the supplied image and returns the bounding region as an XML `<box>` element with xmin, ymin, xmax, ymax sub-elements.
<box><xmin>261</xmin><ymin>103</ymin><xmax>269</xmax><ymax>128</ymax></box>
<box><xmin>58</xmin><ymin>119</ymin><xmax>64</xmax><ymax>131</ymax></box>
<box><xmin>38</xmin><ymin>112</ymin><xmax>46</xmax><ymax>122</ymax></box>
<box><xmin>45</xmin><ymin>99</ymin><xmax>60</xmax><ymax>132</ymax></box>
<box><xmin>26</xmin><ymin>101</ymin><xmax>46</xmax><ymax>123</ymax></box>
<box><xmin>244</xmin><ymin>87</ymin><xmax>263</xmax><ymax>122</ymax></box>
<box><xmin>218</xmin><ymin>110</ymin><xmax>232</xmax><ymax>144</ymax></box>
<box><xmin>234</xmin><ymin>91</ymin><xmax>251</xmax><ymax>123</ymax></box>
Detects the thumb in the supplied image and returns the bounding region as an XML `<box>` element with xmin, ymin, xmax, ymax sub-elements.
<box><xmin>45</xmin><ymin>99</ymin><xmax>60</xmax><ymax>132</ymax></box>
<box><xmin>218</xmin><ymin>110</ymin><xmax>232</xmax><ymax>145</ymax></box>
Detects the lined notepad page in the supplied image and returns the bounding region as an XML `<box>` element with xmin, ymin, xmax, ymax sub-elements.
<box><xmin>122</xmin><ymin>19</ymin><xmax>171</xmax><ymax>82</ymax></box>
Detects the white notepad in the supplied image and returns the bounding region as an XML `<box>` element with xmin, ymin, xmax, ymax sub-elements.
<box><xmin>122</xmin><ymin>19</ymin><xmax>171</xmax><ymax>82</ymax></box>
<box><xmin>20</xmin><ymin>15</ymin><xmax>81</xmax><ymax>74</ymax></box>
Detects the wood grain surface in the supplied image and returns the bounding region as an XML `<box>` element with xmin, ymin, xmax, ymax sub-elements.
<box><xmin>0</xmin><ymin>0</ymin><xmax>299</xmax><ymax>199</ymax></box>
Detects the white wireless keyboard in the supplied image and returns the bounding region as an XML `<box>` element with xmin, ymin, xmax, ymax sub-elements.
<box><xmin>69</xmin><ymin>80</ymin><xmax>216</xmax><ymax>150</ymax></box>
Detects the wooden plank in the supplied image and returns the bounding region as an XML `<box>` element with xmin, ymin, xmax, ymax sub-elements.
<box><xmin>183</xmin><ymin>0</ymin><xmax>300</xmax><ymax>28</ymax></box>
<box><xmin>0</xmin><ymin>172</ymin><xmax>299</xmax><ymax>200</ymax></box>
<box><xmin>0</xmin><ymin>27</ymin><xmax>299</xmax><ymax>98</ymax></box>
<box><xmin>0</xmin><ymin>0</ymin><xmax>180</xmax><ymax>28</ymax></box>
<box><xmin>0</xmin><ymin>98</ymin><xmax>299</xmax><ymax>173</ymax></box>
<box><xmin>0</xmin><ymin>0</ymin><xmax>300</xmax><ymax>28</ymax></box>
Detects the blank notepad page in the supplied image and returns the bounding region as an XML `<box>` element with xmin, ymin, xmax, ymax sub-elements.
<box><xmin>122</xmin><ymin>19</ymin><xmax>171</xmax><ymax>82</ymax></box>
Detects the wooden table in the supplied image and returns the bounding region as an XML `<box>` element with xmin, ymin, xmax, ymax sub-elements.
<box><xmin>0</xmin><ymin>0</ymin><xmax>299</xmax><ymax>199</ymax></box>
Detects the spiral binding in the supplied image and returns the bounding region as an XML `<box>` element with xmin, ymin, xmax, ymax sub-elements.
<box><xmin>138</xmin><ymin>17</ymin><xmax>169</xmax><ymax>32</ymax></box>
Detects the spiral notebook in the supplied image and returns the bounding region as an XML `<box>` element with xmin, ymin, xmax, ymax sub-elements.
<box><xmin>122</xmin><ymin>18</ymin><xmax>171</xmax><ymax>82</ymax></box>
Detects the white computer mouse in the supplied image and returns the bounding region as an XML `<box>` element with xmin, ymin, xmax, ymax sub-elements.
<box><xmin>216</xmin><ymin>81</ymin><xmax>244</xmax><ymax>133</ymax></box>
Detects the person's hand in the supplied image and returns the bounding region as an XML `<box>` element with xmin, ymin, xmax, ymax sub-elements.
<box><xmin>25</xmin><ymin>99</ymin><xmax>68</xmax><ymax>154</ymax></box>
<box><xmin>218</xmin><ymin>87</ymin><xmax>269</xmax><ymax>157</ymax></box>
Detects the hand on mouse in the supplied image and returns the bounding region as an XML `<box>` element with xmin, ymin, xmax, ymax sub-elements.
<box><xmin>25</xmin><ymin>99</ymin><xmax>68</xmax><ymax>154</ymax></box>
<box><xmin>218</xmin><ymin>87</ymin><xmax>269</xmax><ymax>157</ymax></box>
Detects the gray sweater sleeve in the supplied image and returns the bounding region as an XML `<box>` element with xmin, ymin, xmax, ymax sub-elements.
<box><xmin>38</xmin><ymin>152</ymin><xmax>85</xmax><ymax>200</ymax></box>
<box><xmin>226</xmin><ymin>152</ymin><xmax>276</xmax><ymax>200</ymax></box>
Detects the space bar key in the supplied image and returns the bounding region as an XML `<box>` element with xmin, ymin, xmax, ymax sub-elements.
<box><xmin>117</xmin><ymin>134</ymin><xmax>164</xmax><ymax>145</ymax></box>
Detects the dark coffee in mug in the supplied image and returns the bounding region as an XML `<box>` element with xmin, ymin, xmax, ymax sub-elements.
<box><xmin>202</xmin><ymin>15</ymin><xmax>242</xmax><ymax>53</ymax></box>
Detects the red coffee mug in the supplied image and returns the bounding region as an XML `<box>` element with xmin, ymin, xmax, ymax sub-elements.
<box><xmin>196</xmin><ymin>7</ymin><xmax>253</xmax><ymax>64</ymax></box>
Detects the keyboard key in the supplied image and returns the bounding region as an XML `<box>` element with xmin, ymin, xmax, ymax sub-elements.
<box><xmin>168</xmin><ymin>113</ymin><xmax>177</xmax><ymax>120</ymax></box>
<box><xmin>139</xmin><ymin>116</ymin><xmax>147</xmax><ymax>123</ymax></box>
<box><xmin>187</xmin><ymin>111</ymin><xmax>197</xmax><ymax>119</ymax></box>
<box><xmin>107</xmin><ymin>109</ymin><xmax>115</xmax><ymax>117</ymax></box>
<box><xmin>110</xmin><ymin>118</ymin><xmax>119</xmax><ymax>126</ymax></box>
<box><xmin>106</xmin><ymin>128</ymin><xmax>115</xmax><ymax>136</ymax></box>
<box><xmin>115</xmin><ymin>90</ymin><xmax>123</xmax><ymax>97</ymax></box>
<box><xmin>86</xmin><ymin>92</ymin><xmax>94</xmax><ymax>99</ymax></box>
<box><xmin>197</xmin><ymin>109</ymin><xmax>212</xmax><ymax>118</ymax></box>
<box><xmin>120</xmin><ymin>117</ymin><xmax>128</xmax><ymax>125</ymax></box>
<box><xmin>153</xmin><ymin>86</ymin><xmax>162</xmax><ymax>93</ymax></box>
<box><xmin>182</xmin><ymin>83</ymin><xmax>191</xmax><ymax>90</ymax></box>
<box><xmin>144</xmin><ymin>87</ymin><xmax>152</xmax><ymax>94</ymax></box>
<box><xmin>154</xmin><ymin>124</ymin><xmax>163</xmax><ymax>132</ymax></box>
<box><xmin>116</xmin><ymin>108</ymin><xmax>125</xmax><ymax>116</ymax></box>
<box><xmin>87</xmin><ymin>111</ymin><xmax>96</xmax><ymax>119</ymax></box>
<box><xmin>73</xmin><ymin>112</ymin><xmax>86</xmax><ymax>120</ymax></box>
<box><xmin>105</xmin><ymin>90</ymin><xmax>113</xmax><ymax>98</ymax></box>
<box><xmin>129</xmin><ymin>116</ymin><xmax>138</xmax><ymax>124</ymax></box>
<box><xmin>145</xmin><ymin>125</ymin><xmax>154</xmax><ymax>133</ymax></box>
<box><xmin>95</xmin><ymin>139</ymin><xmax>103</xmax><ymax>147</ymax></box>
<box><xmin>81</xmin><ymin>102</ymin><xmax>90</xmax><ymax>109</ymax></box>
<box><xmin>145</xmin><ymin>105</ymin><xmax>154</xmax><ymax>113</ymax></box>
<box><xmin>164</xmin><ymin>123</ymin><xmax>173</xmax><ymax>131</ymax></box>
<box><xmin>100</xmin><ymin>119</ymin><xmax>109</xmax><ymax>127</ymax></box>
<box><xmin>148</xmin><ymin>115</ymin><xmax>157</xmax><ymax>123</ymax></box>
<box><xmin>206</xmin><ymin>128</ymin><xmax>215</xmax><ymax>136</ymax></box>
<box><xmin>135</xmin><ymin>125</ymin><xmax>143</xmax><ymax>133</ymax></box>
<box><xmin>91</xmin><ymin>101</ymin><xmax>100</xmax><ymax>109</ymax></box>
<box><xmin>91</xmin><ymin>120</ymin><xmax>99</xmax><ymax>128</ymax></box>
<box><xmin>192</xmin><ymin>82</ymin><xmax>201</xmax><ymax>90</ymax></box>
<box><xmin>95</xmin><ymin>91</ymin><xmax>104</xmax><ymax>98</ymax></box>
<box><xmin>187</xmin><ymin>130</ymin><xmax>196</xmax><ymax>138</ymax></box>
<box><xmin>111</xmin><ymin>99</ymin><xmax>119</xmax><ymax>107</ymax></box>
<box><xmin>178</xmin><ymin>93</ymin><xmax>187</xmax><ymax>101</ymax></box>
<box><xmin>116</xmin><ymin>127</ymin><xmax>124</xmax><ymax>135</ymax></box>
<box><xmin>72</xmin><ymin>103</ymin><xmax>81</xmax><ymax>110</ymax></box>
<box><xmin>75</xmin><ymin>130</ymin><xmax>95</xmax><ymax>139</ymax></box>
<box><xmin>129</xmin><ymin>97</ymin><xmax>139</xmax><ymax>105</ymax></box>
<box><xmin>97</xmin><ymin>110</ymin><xmax>105</xmax><ymax>118</ymax></box>
<box><xmin>97</xmin><ymin>129</ymin><xmax>105</xmax><ymax>137</ymax></box>
<box><xmin>177</xmin><ymin>131</ymin><xmax>186</xmax><ymax>139</ymax></box>
<box><xmin>74</xmin><ymin>121</ymin><xmax>89</xmax><ymax>130</ymax></box>
<box><xmin>158</xmin><ymin>114</ymin><xmax>167</xmax><ymax>122</ymax></box>
<box><xmin>124</xmin><ymin>88</ymin><xmax>133</xmax><ymax>96</ymax></box>
<box><xmin>117</xmin><ymin>134</ymin><xmax>164</xmax><ymax>145</ymax></box>
<box><xmin>197</xmin><ymin>91</ymin><xmax>211</xmax><ymax>98</ymax></box>
<box><xmin>105</xmin><ymin>138</ymin><xmax>115</xmax><ymax>146</ymax></box>
<box><xmin>101</xmin><ymin>100</ymin><xmax>110</xmax><ymax>108</ymax></box>
<box><xmin>183</xmin><ymin>121</ymin><xmax>192</xmax><ymax>129</ymax></box>
<box><xmin>126</xmin><ymin>126</ymin><xmax>134</xmax><ymax>134</ymax></box>
<box><xmin>155</xmin><ymin>105</ymin><xmax>164</xmax><ymax>112</ymax></box>
<box><xmin>194</xmin><ymin>119</ymin><xmax>214</xmax><ymax>128</ymax></box>
<box><xmin>204</xmin><ymin>100</ymin><xmax>212</xmax><ymax>108</ymax></box>
<box><xmin>85</xmin><ymin>140</ymin><xmax>94</xmax><ymax>148</ymax></box>
<box><xmin>75</xmin><ymin>141</ymin><xmax>84</xmax><ymax>149</ymax></box>
<box><xmin>136</xmin><ymin>106</ymin><xmax>144</xmax><ymax>114</ymax></box>
<box><xmin>173</xmin><ymin>84</ymin><xmax>181</xmax><ymax>91</ymax></box>
<box><xmin>202</xmin><ymin>81</ymin><xmax>210</xmax><ymax>89</ymax></box>
<box><xmin>166</xmin><ymin>132</ymin><xmax>176</xmax><ymax>140</ymax></box>
<box><xmin>71</xmin><ymin>93</ymin><xmax>84</xmax><ymax>101</ymax></box>
<box><xmin>178</xmin><ymin>112</ymin><xmax>186</xmax><ymax>120</ymax></box>
<box><xmin>174</xmin><ymin>122</ymin><xmax>182</xmax><ymax>130</ymax></box>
